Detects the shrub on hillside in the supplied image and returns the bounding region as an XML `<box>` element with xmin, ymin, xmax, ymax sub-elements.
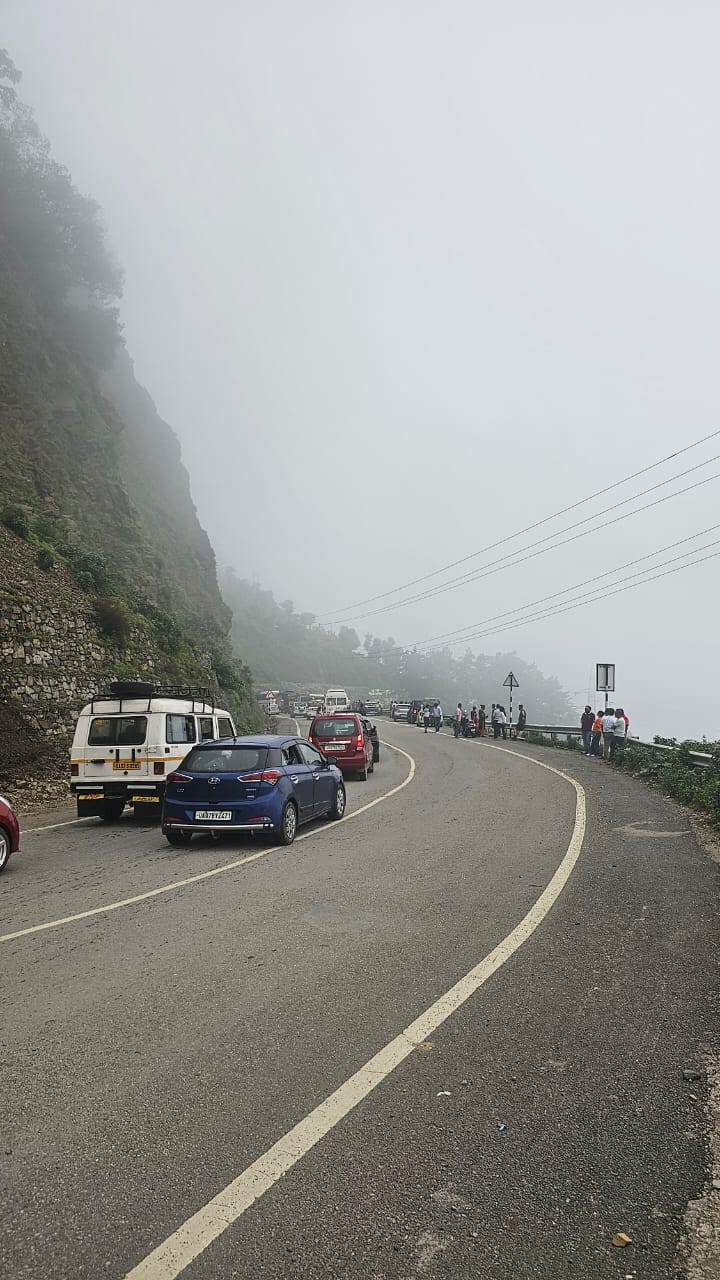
<box><xmin>1</xmin><ymin>504</ymin><xmax>31</xmax><ymax>539</ymax></box>
<box><xmin>36</xmin><ymin>547</ymin><xmax>55</xmax><ymax>571</ymax></box>
<box><xmin>60</xmin><ymin>545</ymin><xmax>111</xmax><ymax>593</ymax></box>
<box><xmin>93</xmin><ymin>597</ymin><xmax>132</xmax><ymax>646</ymax></box>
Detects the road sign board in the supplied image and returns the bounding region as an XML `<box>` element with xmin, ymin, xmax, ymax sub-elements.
<box><xmin>596</xmin><ymin>663</ymin><xmax>615</xmax><ymax>692</ymax></box>
<box><xmin>503</xmin><ymin>671</ymin><xmax>519</xmax><ymax>689</ymax></box>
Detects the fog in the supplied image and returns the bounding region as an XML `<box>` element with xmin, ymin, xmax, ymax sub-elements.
<box><xmin>5</xmin><ymin>1</ymin><xmax>720</xmax><ymax>739</ymax></box>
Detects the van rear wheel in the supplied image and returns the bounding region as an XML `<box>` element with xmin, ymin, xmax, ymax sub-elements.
<box><xmin>101</xmin><ymin>799</ymin><xmax>126</xmax><ymax>822</ymax></box>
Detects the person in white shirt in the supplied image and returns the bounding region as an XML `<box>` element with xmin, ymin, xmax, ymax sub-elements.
<box><xmin>601</xmin><ymin>707</ymin><xmax>616</xmax><ymax>760</ymax></box>
<box><xmin>492</xmin><ymin>704</ymin><xmax>503</xmax><ymax>738</ymax></box>
<box><xmin>609</xmin><ymin>708</ymin><xmax>627</xmax><ymax>761</ymax></box>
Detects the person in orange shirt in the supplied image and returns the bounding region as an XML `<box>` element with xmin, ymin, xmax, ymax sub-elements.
<box><xmin>590</xmin><ymin>711</ymin><xmax>603</xmax><ymax>757</ymax></box>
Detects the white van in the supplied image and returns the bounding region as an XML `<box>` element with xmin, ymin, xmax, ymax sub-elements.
<box><xmin>324</xmin><ymin>688</ymin><xmax>350</xmax><ymax>715</ymax></box>
<box><xmin>70</xmin><ymin>681</ymin><xmax>236</xmax><ymax>820</ymax></box>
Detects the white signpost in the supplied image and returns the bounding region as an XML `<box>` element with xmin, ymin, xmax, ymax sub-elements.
<box><xmin>596</xmin><ymin>663</ymin><xmax>616</xmax><ymax>710</ymax></box>
<box><xmin>503</xmin><ymin>670</ymin><xmax>519</xmax><ymax>728</ymax></box>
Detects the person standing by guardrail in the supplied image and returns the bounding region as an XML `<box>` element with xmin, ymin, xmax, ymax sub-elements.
<box><xmin>609</xmin><ymin>708</ymin><xmax>627</xmax><ymax>761</ymax></box>
<box><xmin>454</xmin><ymin>703</ymin><xmax>463</xmax><ymax>738</ymax></box>
<box><xmin>590</xmin><ymin>710</ymin><xmax>603</xmax><ymax>757</ymax></box>
<box><xmin>434</xmin><ymin>701</ymin><xmax>442</xmax><ymax>732</ymax></box>
<box><xmin>601</xmin><ymin>707</ymin><xmax>616</xmax><ymax>760</ymax></box>
<box><xmin>581</xmin><ymin>705</ymin><xmax>594</xmax><ymax>756</ymax></box>
<box><xmin>515</xmin><ymin>704</ymin><xmax>527</xmax><ymax>738</ymax></box>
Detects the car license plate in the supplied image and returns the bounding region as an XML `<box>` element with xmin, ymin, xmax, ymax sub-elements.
<box><xmin>195</xmin><ymin>810</ymin><xmax>232</xmax><ymax>821</ymax></box>
<box><xmin>325</xmin><ymin>744</ymin><xmax>345</xmax><ymax>751</ymax></box>
<box><xmin>113</xmin><ymin>759</ymin><xmax>141</xmax><ymax>770</ymax></box>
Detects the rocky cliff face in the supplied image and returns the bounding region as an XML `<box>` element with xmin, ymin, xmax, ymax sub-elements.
<box><xmin>0</xmin><ymin>49</ymin><xmax>261</xmax><ymax>799</ymax></box>
<box><xmin>0</xmin><ymin>525</ymin><xmax>223</xmax><ymax>808</ymax></box>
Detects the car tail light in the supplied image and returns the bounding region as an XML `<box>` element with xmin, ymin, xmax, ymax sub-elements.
<box><xmin>167</xmin><ymin>771</ymin><xmax>192</xmax><ymax>783</ymax></box>
<box><xmin>154</xmin><ymin>761</ymin><xmax>165</xmax><ymax>775</ymax></box>
<box><xmin>70</xmin><ymin>763</ymin><xmax>79</xmax><ymax>776</ymax></box>
<box><xmin>356</xmin><ymin>734</ymin><xmax>364</xmax><ymax>749</ymax></box>
<box><xmin>238</xmin><ymin>770</ymin><xmax>281</xmax><ymax>786</ymax></box>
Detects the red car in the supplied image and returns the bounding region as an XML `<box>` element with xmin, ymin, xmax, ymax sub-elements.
<box><xmin>309</xmin><ymin>713</ymin><xmax>375</xmax><ymax>781</ymax></box>
<box><xmin>0</xmin><ymin>794</ymin><xmax>20</xmax><ymax>874</ymax></box>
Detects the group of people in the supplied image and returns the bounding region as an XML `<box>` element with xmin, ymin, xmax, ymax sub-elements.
<box><xmin>580</xmin><ymin>705</ymin><xmax>629</xmax><ymax>760</ymax></box>
<box><xmin>420</xmin><ymin>702</ymin><xmax>444</xmax><ymax>732</ymax></box>
<box><xmin>451</xmin><ymin>702</ymin><xmax>528</xmax><ymax>739</ymax></box>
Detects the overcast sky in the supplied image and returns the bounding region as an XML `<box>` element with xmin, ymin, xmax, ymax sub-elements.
<box><xmin>5</xmin><ymin>1</ymin><xmax>720</xmax><ymax>738</ymax></box>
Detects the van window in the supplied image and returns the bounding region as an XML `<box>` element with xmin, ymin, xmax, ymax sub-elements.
<box><xmin>198</xmin><ymin>716</ymin><xmax>215</xmax><ymax>741</ymax></box>
<box><xmin>88</xmin><ymin>716</ymin><xmax>147</xmax><ymax>746</ymax></box>
<box><xmin>166</xmin><ymin>714</ymin><xmax>196</xmax><ymax>745</ymax></box>
<box><xmin>216</xmin><ymin>716</ymin><xmax>235</xmax><ymax>739</ymax></box>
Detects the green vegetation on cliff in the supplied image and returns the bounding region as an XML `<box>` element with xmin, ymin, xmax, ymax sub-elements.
<box><xmin>0</xmin><ymin>48</ymin><xmax>261</xmax><ymax>734</ymax></box>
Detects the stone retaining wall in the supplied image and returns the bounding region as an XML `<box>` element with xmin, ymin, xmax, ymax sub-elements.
<box><xmin>0</xmin><ymin>525</ymin><xmax>214</xmax><ymax>794</ymax></box>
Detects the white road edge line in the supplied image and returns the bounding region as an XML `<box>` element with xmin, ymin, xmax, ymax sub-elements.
<box><xmin>124</xmin><ymin>746</ymin><xmax>586</xmax><ymax>1280</ymax></box>
<box><xmin>23</xmin><ymin>816</ymin><xmax>95</xmax><ymax>834</ymax></box>
<box><xmin>0</xmin><ymin>742</ymin><xmax>415</xmax><ymax>945</ymax></box>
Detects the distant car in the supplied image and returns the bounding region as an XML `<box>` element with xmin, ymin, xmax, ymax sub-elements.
<box><xmin>162</xmin><ymin>734</ymin><xmax>346</xmax><ymax>846</ymax></box>
<box><xmin>359</xmin><ymin>716</ymin><xmax>380</xmax><ymax>763</ymax></box>
<box><xmin>309</xmin><ymin>713</ymin><xmax>374</xmax><ymax>780</ymax></box>
<box><xmin>363</xmin><ymin>701</ymin><xmax>381</xmax><ymax>715</ymax></box>
<box><xmin>0</xmin><ymin>795</ymin><xmax>20</xmax><ymax>873</ymax></box>
<box><xmin>392</xmin><ymin>703</ymin><xmax>411</xmax><ymax>721</ymax></box>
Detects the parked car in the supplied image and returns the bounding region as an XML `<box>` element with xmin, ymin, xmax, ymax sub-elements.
<box><xmin>162</xmin><ymin>734</ymin><xmax>346</xmax><ymax>846</ymax></box>
<box><xmin>0</xmin><ymin>795</ymin><xmax>20</xmax><ymax>873</ymax></box>
<box><xmin>308</xmin><ymin>713</ymin><xmax>374</xmax><ymax>780</ymax></box>
<box><xmin>360</xmin><ymin>716</ymin><xmax>380</xmax><ymax>763</ymax></box>
<box><xmin>392</xmin><ymin>702</ymin><xmax>411</xmax><ymax>721</ymax></box>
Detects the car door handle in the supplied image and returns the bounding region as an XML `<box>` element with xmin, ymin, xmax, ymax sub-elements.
<box><xmin>290</xmin><ymin>775</ymin><xmax>299</xmax><ymax>784</ymax></box>
<box><xmin>313</xmin><ymin>772</ymin><xmax>320</xmax><ymax>780</ymax></box>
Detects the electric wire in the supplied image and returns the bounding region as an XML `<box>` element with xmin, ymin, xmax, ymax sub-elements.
<box><xmin>417</xmin><ymin>545</ymin><xmax>720</xmax><ymax>653</ymax></box>
<box><xmin>333</xmin><ymin>463</ymin><xmax>720</xmax><ymax>625</ymax></box>
<box><xmin>320</xmin><ymin>428</ymin><xmax>720</xmax><ymax>618</ymax></box>
<box><xmin>409</xmin><ymin>522</ymin><xmax>720</xmax><ymax>651</ymax></box>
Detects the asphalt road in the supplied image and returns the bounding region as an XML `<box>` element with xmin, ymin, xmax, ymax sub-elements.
<box><xmin>1</xmin><ymin>719</ymin><xmax>718</xmax><ymax>1279</ymax></box>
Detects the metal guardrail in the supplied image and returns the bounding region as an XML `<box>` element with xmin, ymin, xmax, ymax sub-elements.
<box><xmin>383</xmin><ymin>711</ymin><xmax>715</xmax><ymax>769</ymax></box>
<box><xmin>519</xmin><ymin>724</ymin><xmax>714</xmax><ymax>770</ymax></box>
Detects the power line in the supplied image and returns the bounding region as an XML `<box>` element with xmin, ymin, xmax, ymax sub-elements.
<box><xmin>410</xmin><ymin>522</ymin><xmax>720</xmax><ymax>650</ymax></box>
<box><xmin>334</xmin><ymin>463</ymin><xmax>720</xmax><ymax>625</ymax></box>
<box><xmin>319</xmin><ymin>428</ymin><xmax>720</xmax><ymax>619</ymax></box>
<box><xmin>418</xmin><ymin>545</ymin><xmax>720</xmax><ymax>653</ymax></box>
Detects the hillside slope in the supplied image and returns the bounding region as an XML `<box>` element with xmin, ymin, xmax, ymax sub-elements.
<box><xmin>0</xmin><ymin>48</ymin><xmax>261</xmax><ymax>787</ymax></box>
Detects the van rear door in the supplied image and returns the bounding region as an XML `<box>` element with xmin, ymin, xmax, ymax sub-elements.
<box><xmin>74</xmin><ymin>711</ymin><xmax>151</xmax><ymax>784</ymax></box>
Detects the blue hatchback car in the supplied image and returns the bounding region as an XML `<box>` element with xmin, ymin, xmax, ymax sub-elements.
<box><xmin>162</xmin><ymin>734</ymin><xmax>346</xmax><ymax>846</ymax></box>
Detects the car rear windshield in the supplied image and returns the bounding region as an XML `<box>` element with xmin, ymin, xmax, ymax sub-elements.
<box><xmin>312</xmin><ymin>717</ymin><xmax>357</xmax><ymax>738</ymax></box>
<box><xmin>88</xmin><ymin>716</ymin><xmax>148</xmax><ymax>746</ymax></box>
<box><xmin>182</xmin><ymin>745</ymin><xmax>269</xmax><ymax>773</ymax></box>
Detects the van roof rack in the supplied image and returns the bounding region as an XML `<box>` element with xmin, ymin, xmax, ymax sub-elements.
<box><xmin>89</xmin><ymin>683</ymin><xmax>217</xmax><ymax>714</ymax></box>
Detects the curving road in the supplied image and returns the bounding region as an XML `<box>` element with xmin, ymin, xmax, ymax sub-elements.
<box><xmin>1</xmin><ymin>718</ymin><xmax>718</xmax><ymax>1279</ymax></box>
